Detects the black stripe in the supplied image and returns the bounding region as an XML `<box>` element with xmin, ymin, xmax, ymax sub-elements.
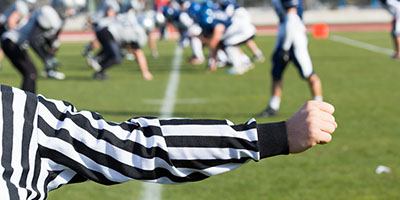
<box><xmin>171</xmin><ymin>158</ymin><xmax>251</xmax><ymax>169</ymax></box>
<box><xmin>160</xmin><ymin>119</ymin><xmax>229</xmax><ymax>126</ymax></box>
<box><xmin>1</xmin><ymin>85</ymin><xmax>19</xmax><ymax>200</ymax></box>
<box><xmin>68</xmin><ymin>174</ymin><xmax>88</xmax><ymax>184</ymax></box>
<box><xmin>165</xmin><ymin>136</ymin><xmax>258</xmax><ymax>151</ymax></box>
<box><xmin>39</xmin><ymin>145</ymin><xmax>120</xmax><ymax>185</ymax></box>
<box><xmin>42</xmin><ymin>171</ymin><xmax>62</xmax><ymax>200</ymax></box>
<box><xmin>39</xmin><ymin>143</ymin><xmax>210</xmax><ymax>183</ymax></box>
<box><xmin>29</xmin><ymin>150</ymin><xmax>43</xmax><ymax>200</ymax></box>
<box><xmin>38</xmin><ymin>96</ymin><xmax>163</xmax><ymax>137</ymax></box>
<box><xmin>38</xmin><ymin>96</ymin><xmax>153</xmax><ymax>134</ymax></box>
<box><xmin>19</xmin><ymin>91</ymin><xmax>38</xmax><ymax>188</ymax></box>
<box><xmin>38</xmin><ymin>116</ymin><xmax>171</xmax><ymax>163</ymax></box>
<box><xmin>231</xmin><ymin>121</ymin><xmax>257</xmax><ymax>132</ymax></box>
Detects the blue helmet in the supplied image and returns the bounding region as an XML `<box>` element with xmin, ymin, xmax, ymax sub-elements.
<box><xmin>163</xmin><ymin>3</ymin><xmax>180</xmax><ymax>22</ymax></box>
<box><xmin>187</xmin><ymin>1</ymin><xmax>201</xmax><ymax>20</ymax></box>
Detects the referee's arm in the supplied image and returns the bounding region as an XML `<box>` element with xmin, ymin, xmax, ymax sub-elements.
<box><xmin>36</xmin><ymin>94</ymin><xmax>289</xmax><ymax>186</ymax></box>
<box><xmin>0</xmin><ymin>85</ymin><xmax>335</xmax><ymax>199</ymax></box>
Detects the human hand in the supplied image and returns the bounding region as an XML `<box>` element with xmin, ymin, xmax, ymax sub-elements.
<box><xmin>142</xmin><ymin>71</ymin><xmax>153</xmax><ymax>80</ymax></box>
<box><xmin>286</xmin><ymin>101</ymin><xmax>337</xmax><ymax>154</ymax></box>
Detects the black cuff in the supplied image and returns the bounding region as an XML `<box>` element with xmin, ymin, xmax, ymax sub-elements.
<box><xmin>257</xmin><ymin>121</ymin><xmax>289</xmax><ymax>159</ymax></box>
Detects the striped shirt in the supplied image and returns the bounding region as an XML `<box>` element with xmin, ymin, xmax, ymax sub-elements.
<box><xmin>0</xmin><ymin>85</ymin><xmax>288</xmax><ymax>200</ymax></box>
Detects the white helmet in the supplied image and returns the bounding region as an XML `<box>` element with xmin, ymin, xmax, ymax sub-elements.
<box><xmin>141</xmin><ymin>15</ymin><xmax>155</xmax><ymax>33</ymax></box>
<box><xmin>24</xmin><ymin>0</ymin><xmax>37</xmax><ymax>4</ymax></box>
<box><xmin>130</xmin><ymin>0</ymin><xmax>145</xmax><ymax>11</ymax></box>
<box><xmin>74</xmin><ymin>0</ymin><xmax>87</xmax><ymax>8</ymax></box>
<box><xmin>37</xmin><ymin>6</ymin><xmax>62</xmax><ymax>30</ymax></box>
<box><xmin>154</xmin><ymin>12</ymin><xmax>165</xmax><ymax>27</ymax></box>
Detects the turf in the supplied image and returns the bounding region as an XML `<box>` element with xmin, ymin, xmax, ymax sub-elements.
<box><xmin>0</xmin><ymin>31</ymin><xmax>399</xmax><ymax>200</ymax></box>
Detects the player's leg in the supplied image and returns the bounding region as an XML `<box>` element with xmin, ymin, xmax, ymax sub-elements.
<box><xmin>291</xmin><ymin>33</ymin><xmax>323</xmax><ymax>101</ymax></box>
<box><xmin>189</xmin><ymin>36</ymin><xmax>205</xmax><ymax>64</ymax></box>
<box><xmin>391</xmin><ymin>18</ymin><xmax>400</xmax><ymax>59</ymax></box>
<box><xmin>1</xmin><ymin>39</ymin><xmax>37</xmax><ymax>93</ymax></box>
<box><xmin>245</xmin><ymin>39</ymin><xmax>265</xmax><ymax>62</ymax></box>
<box><xmin>93</xmin><ymin>28</ymin><xmax>122</xmax><ymax>79</ymax></box>
<box><xmin>256</xmin><ymin>47</ymin><xmax>288</xmax><ymax>117</ymax></box>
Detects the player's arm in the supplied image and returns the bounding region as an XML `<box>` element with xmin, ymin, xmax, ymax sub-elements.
<box><xmin>36</xmin><ymin>92</ymin><xmax>336</xmax><ymax>185</ymax></box>
<box><xmin>208</xmin><ymin>23</ymin><xmax>225</xmax><ymax>71</ymax></box>
<box><xmin>7</xmin><ymin>10</ymin><xmax>22</xmax><ymax>30</ymax></box>
<box><xmin>281</xmin><ymin>7</ymin><xmax>297</xmax><ymax>52</ymax></box>
<box><xmin>130</xmin><ymin>47</ymin><xmax>153</xmax><ymax>80</ymax></box>
<box><xmin>106</xmin><ymin>8</ymin><xmax>117</xmax><ymax>18</ymax></box>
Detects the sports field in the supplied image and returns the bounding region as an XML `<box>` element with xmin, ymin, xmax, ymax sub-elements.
<box><xmin>1</xmin><ymin>31</ymin><xmax>399</xmax><ymax>199</ymax></box>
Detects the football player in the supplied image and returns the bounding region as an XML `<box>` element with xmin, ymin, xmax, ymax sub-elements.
<box><xmin>90</xmin><ymin>11</ymin><xmax>153</xmax><ymax>80</ymax></box>
<box><xmin>380</xmin><ymin>0</ymin><xmax>400</xmax><ymax>59</ymax></box>
<box><xmin>1</xmin><ymin>0</ymin><xmax>85</xmax><ymax>93</ymax></box>
<box><xmin>0</xmin><ymin>0</ymin><xmax>36</xmax><ymax>67</ymax></box>
<box><xmin>198</xmin><ymin>0</ymin><xmax>255</xmax><ymax>75</ymax></box>
<box><xmin>217</xmin><ymin>0</ymin><xmax>265</xmax><ymax>62</ymax></box>
<box><xmin>257</xmin><ymin>0</ymin><xmax>323</xmax><ymax>117</ymax></box>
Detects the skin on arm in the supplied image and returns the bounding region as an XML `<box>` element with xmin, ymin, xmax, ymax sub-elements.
<box><xmin>7</xmin><ymin>11</ymin><xmax>22</xmax><ymax>30</ymax></box>
<box><xmin>106</xmin><ymin>8</ymin><xmax>117</xmax><ymax>18</ymax></box>
<box><xmin>286</xmin><ymin>101</ymin><xmax>337</xmax><ymax>153</ymax></box>
<box><xmin>308</xmin><ymin>74</ymin><xmax>322</xmax><ymax>98</ymax></box>
<box><xmin>148</xmin><ymin>32</ymin><xmax>158</xmax><ymax>58</ymax></box>
<box><xmin>207</xmin><ymin>24</ymin><xmax>225</xmax><ymax>71</ymax></box>
<box><xmin>132</xmin><ymin>48</ymin><xmax>153</xmax><ymax>80</ymax></box>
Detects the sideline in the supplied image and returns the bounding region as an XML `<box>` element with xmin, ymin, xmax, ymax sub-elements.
<box><xmin>139</xmin><ymin>45</ymin><xmax>183</xmax><ymax>200</ymax></box>
<box><xmin>330</xmin><ymin>35</ymin><xmax>394</xmax><ymax>56</ymax></box>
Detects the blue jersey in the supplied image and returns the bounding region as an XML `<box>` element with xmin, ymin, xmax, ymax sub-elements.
<box><xmin>281</xmin><ymin>0</ymin><xmax>303</xmax><ymax>17</ymax></box>
<box><xmin>219</xmin><ymin>0</ymin><xmax>239</xmax><ymax>10</ymax></box>
<box><xmin>187</xmin><ymin>1</ymin><xmax>202</xmax><ymax>21</ymax></box>
<box><xmin>273</xmin><ymin>0</ymin><xmax>303</xmax><ymax>22</ymax></box>
<box><xmin>198</xmin><ymin>1</ymin><xmax>232</xmax><ymax>36</ymax></box>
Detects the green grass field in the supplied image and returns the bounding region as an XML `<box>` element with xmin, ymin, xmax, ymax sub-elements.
<box><xmin>0</xmin><ymin>31</ymin><xmax>399</xmax><ymax>200</ymax></box>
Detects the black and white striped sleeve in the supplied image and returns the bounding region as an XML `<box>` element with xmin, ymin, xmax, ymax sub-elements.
<box><xmin>0</xmin><ymin>85</ymin><xmax>288</xmax><ymax>199</ymax></box>
<box><xmin>36</xmin><ymin>95</ymin><xmax>289</xmax><ymax>187</ymax></box>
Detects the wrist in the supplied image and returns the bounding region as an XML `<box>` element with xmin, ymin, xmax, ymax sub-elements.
<box><xmin>257</xmin><ymin>121</ymin><xmax>289</xmax><ymax>159</ymax></box>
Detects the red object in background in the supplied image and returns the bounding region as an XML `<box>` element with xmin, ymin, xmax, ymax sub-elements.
<box><xmin>312</xmin><ymin>23</ymin><xmax>329</xmax><ymax>39</ymax></box>
<box><xmin>154</xmin><ymin>0</ymin><xmax>170</xmax><ymax>11</ymax></box>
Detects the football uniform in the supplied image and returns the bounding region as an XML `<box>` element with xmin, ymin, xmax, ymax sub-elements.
<box><xmin>271</xmin><ymin>0</ymin><xmax>313</xmax><ymax>80</ymax></box>
<box><xmin>1</xmin><ymin>6</ymin><xmax>63</xmax><ymax>93</ymax></box>
<box><xmin>380</xmin><ymin>0</ymin><xmax>400</xmax><ymax>36</ymax></box>
<box><xmin>94</xmin><ymin>11</ymin><xmax>147</xmax><ymax>73</ymax></box>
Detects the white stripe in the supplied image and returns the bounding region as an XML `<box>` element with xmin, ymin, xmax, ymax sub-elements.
<box><xmin>168</xmin><ymin>147</ymin><xmax>258</xmax><ymax>160</ymax></box>
<box><xmin>10</xmin><ymin>88</ymin><xmax>27</xmax><ymax>199</ymax></box>
<box><xmin>140</xmin><ymin>45</ymin><xmax>183</xmax><ymax>200</ymax></box>
<box><xmin>38</xmin><ymin>107</ymin><xmax>169</xmax><ymax>151</ymax></box>
<box><xmin>330</xmin><ymin>35</ymin><xmax>394</xmax><ymax>56</ymax></box>
<box><xmin>38</xmin><ymin>131</ymin><xmax>134</xmax><ymax>183</ymax></box>
<box><xmin>161</xmin><ymin>124</ymin><xmax>258</xmax><ymax>142</ymax></box>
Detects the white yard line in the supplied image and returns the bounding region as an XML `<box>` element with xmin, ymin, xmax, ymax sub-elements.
<box><xmin>139</xmin><ymin>45</ymin><xmax>183</xmax><ymax>200</ymax></box>
<box><xmin>330</xmin><ymin>35</ymin><xmax>394</xmax><ymax>56</ymax></box>
<box><xmin>143</xmin><ymin>98</ymin><xmax>208</xmax><ymax>105</ymax></box>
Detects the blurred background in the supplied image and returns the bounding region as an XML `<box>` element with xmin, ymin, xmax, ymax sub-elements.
<box><xmin>0</xmin><ymin>0</ymin><xmax>393</xmax><ymax>31</ymax></box>
<box><xmin>0</xmin><ymin>0</ymin><xmax>387</xmax><ymax>10</ymax></box>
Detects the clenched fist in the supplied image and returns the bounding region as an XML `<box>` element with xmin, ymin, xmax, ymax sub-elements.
<box><xmin>286</xmin><ymin>101</ymin><xmax>337</xmax><ymax>153</ymax></box>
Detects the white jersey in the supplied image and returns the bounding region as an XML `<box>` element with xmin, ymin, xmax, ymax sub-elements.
<box><xmin>383</xmin><ymin>0</ymin><xmax>400</xmax><ymax>18</ymax></box>
<box><xmin>221</xmin><ymin>15</ymin><xmax>255</xmax><ymax>46</ymax></box>
<box><xmin>2</xmin><ymin>6</ymin><xmax>62</xmax><ymax>46</ymax></box>
<box><xmin>106</xmin><ymin>11</ymin><xmax>147</xmax><ymax>47</ymax></box>
<box><xmin>0</xmin><ymin>1</ymin><xmax>31</xmax><ymax>28</ymax></box>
